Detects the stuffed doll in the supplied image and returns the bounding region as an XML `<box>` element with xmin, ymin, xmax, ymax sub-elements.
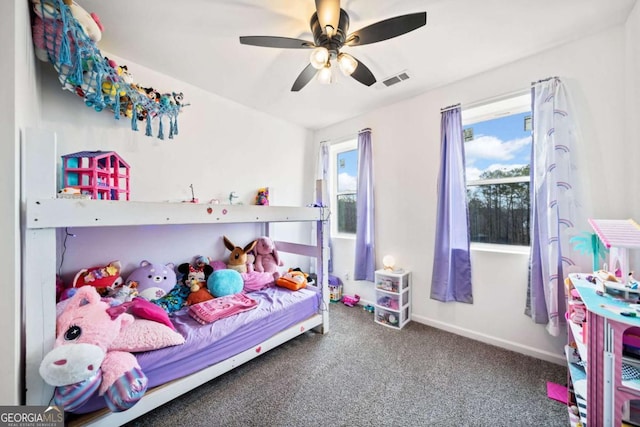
<box><xmin>153</xmin><ymin>260</ymin><xmax>214</xmax><ymax>313</ymax></box>
<box><xmin>39</xmin><ymin>286</ymin><xmax>148</xmax><ymax>412</ymax></box>
<box><xmin>223</xmin><ymin>236</ymin><xmax>257</xmax><ymax>274</ymax></box>
<box><xmin>255</xmin><ymin>187</ymin><xmax>269</xmax><ymax>206</ymax></box>
<box><xmin>186</xmin><ymin>279</ymin><xmax>214</xmax><ymax>306</ymax></box>
<box><xmin>125</xmin><ymin>260</ymin><xmax>177</xmax><ymax>301</ymax></box>
<box><xmin>253</xmin><ymin>236</ymin><xmax>284</xmax><ymax>280</ymax></box>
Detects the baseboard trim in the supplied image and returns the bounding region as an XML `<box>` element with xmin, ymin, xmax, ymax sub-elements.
<box><xmin>411</xmin><ymin>314</ymin><xmax>565</xmax><ymax>366</ymax></box>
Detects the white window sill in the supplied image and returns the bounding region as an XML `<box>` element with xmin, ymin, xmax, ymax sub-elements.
<box><xmin>471</xmin><ymin>242</ymin><xmax>530</xmax><ymax>255</ymax></box>
<box><xmin>331</xmin><ymin>233</ymin><xmax>356</xmax><ymax>241</ymax></box>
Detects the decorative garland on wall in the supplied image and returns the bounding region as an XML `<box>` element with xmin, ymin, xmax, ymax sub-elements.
<box><xmin>30</xmin><ymin>0</ymin><xmax>188</xmax><ymax>139</ymax></box>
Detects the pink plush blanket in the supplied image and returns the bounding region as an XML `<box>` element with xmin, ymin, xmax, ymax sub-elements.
<box><xmin>188</xmin><ymin>293</ymin><xmax>258</xmax><ymax>325</ymax></box>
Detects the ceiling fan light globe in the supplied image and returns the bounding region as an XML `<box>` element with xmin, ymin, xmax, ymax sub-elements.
<box><xmin>310</xmin><ymin>47</ymin><xmax>330</xmax><ymax>69</ymax></box>
<box><xmin>337</xmin><ymin>52</ymin><xmax>358</xmax><ymax>76</ymax></box>
<box><xmin>316</xmin><ymin>65</ymin><xmax>333</xmax><ymax>85</ymax></box>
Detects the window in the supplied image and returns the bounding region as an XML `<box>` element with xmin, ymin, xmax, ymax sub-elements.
<box><xmin>329</xmin><ymin>139</ymin><xmax>358</xmax><ymax>236</ymax></box>
<box><xmin>463</xmin><ymin>94</ymin><xmax>532</xmax><ymax>246</ymax></box>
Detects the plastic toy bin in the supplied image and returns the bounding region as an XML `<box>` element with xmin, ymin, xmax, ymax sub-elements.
<box><xmin>376</xmin><ymin>277</ymin><xmax>398</xmax><ymax>292</ymax></box>
<box><xmin>376</xmin><ymin>294</ymin><xmax>400</xmax><ymax>310</ymax></box>
<box><xmin>375</xmin><ymin>307</ymin><xmax>400</xmax><ymax>327</ymax></box>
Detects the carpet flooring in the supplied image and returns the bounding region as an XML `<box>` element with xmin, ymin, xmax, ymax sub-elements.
<box><xmin>125</xmin><ymin>302</ymin><xmax>568</xmax><ymax>427</ymax></box>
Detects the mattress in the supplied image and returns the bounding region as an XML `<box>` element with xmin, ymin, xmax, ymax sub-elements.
<box><xmin>74</xmin><ymin>286</ymin><xmax>321</xmax><ymax>413</ymax></box>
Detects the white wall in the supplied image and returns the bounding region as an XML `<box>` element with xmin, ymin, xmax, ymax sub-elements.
<box><xmin>315</xmin><ymin>25</ymin><xmax>635</xmax><ymax>364</ymax></box>
<box><xmin>1</xmin><ymin>1</ymin><xmax>40</xmax><ymax>405</ymax></box>
<box><xmin>38</xmin><ymin>53</ymin><xmax>317</xmax><ymax>279</ymax></box>
<box><xmin>626</xmin><ymin>1</ymin><xmax>640</xmax><ymax>220</ymax></box>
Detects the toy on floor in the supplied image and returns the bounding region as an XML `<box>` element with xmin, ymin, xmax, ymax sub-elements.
<box><xmin>39</xmin><ymin>286</ymin><xmax>148</xmax><ymax>412</ymax></box>
<box><xmin>223</xmin><ymin>236</ymin><xmax>257</xmax><ymax>274</ymax></box>
<box><xmin>342</xmin><ymin>294</ymin><xmax>360</xmax><ymax>307</ymax></box>
<box><xmin>363</xmin><ymin>304</ymin><xmax>375</xmax><ymax>313</ymax></box>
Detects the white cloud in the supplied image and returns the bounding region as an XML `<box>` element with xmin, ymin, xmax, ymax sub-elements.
<box><xmin>338</xmin><ymin>172</ymin><xmax>357</xmax><ymax>192</ymax></box>
<box><xmin>466</xmin><ymin>163</ymin><xmax>528</xmax><ymax>181</ymax></box>
<box><xmin>465</xmin><ymin>166</ymin><xmax>483</xmax><ymax>181</ymax></box>
<box><xmin>465</xmin><ymin>135</ymin><xmax>531</xmax><ymax>161</ymax></box>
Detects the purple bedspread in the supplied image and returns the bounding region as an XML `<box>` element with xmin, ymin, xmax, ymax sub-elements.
<box><xmin>73</xmin><ymin>286</ymin><xmax>321</xmax><ymax>414</ymax></box>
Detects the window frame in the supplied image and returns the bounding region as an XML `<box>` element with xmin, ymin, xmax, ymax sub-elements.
<box><xmin>329</xmin><ymin>138</ymin><xmax>358</xmax><ymax>239</ymax></box>
<box><xmin>462</xmin><ymin>93</ymin><xmax>532</xmax><ymax>248</ymax></box>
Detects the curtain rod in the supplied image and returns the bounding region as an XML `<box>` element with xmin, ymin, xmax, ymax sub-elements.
<box><xmin>531</xmin><ymin>76</ymin><xmax>558</xmax><ymax>85</ymax></box>
<box><xmin>320</xmin><ymin>127</ymin><xmax>371</xmax><ymax>144</ymax></box>
<box><xmin>440</xmin><ymin>86</ymin><xmax>530</xmax><ymax>114</ymax></box>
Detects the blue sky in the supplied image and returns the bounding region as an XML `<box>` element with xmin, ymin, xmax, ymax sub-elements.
<box><xmin>463</xmin><ymin>111</ymin><xmax>532</xmax><ymax>181</ymax></box>
<box><xmin>337</xmin><ymin>149</ymin><xmax>358</xmax><ymax>192</ymax></box>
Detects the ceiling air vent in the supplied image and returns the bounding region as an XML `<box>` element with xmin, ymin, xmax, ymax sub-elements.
<box><xmin>382</xmin><ymin>70</ymin><xmax>411</xmax><ymax>87</ymax></box>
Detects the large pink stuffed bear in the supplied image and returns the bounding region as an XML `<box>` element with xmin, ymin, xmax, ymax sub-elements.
<box><xmin>39</xmin><ymin>286</ymin><xmax>148</xmax><ymax>412</ymax></box>
<box><xmin>253</xmin><ymin>236</ymin><xmax>284</xmax><ymax>280</ymax></box>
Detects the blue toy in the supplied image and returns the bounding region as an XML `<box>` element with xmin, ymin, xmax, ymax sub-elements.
<box><xmin>208</xmin><ymin>269</ymin><xmax>243</xmax><ymax>297</ymax></box>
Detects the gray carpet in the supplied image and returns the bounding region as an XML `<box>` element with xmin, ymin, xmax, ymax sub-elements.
<box><xmin>125</xmin><ymin>303</ymin><xmax>567</xmax><ymax>427</ymax></box>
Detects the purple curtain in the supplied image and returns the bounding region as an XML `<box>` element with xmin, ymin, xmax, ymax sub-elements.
<box><xmin>526</xmin><ymin>77</ymin><xmax>589</xmax><ymax>336</ymax></box>
<box><xmin>354</xmin><ymin>129</ymin><xmax>375</xmax><ymax>281</ymax></box>
<box><xmin>430</xmin><ymin>107</ymin><xmax>473</xmax><ymax>303</ymax></box>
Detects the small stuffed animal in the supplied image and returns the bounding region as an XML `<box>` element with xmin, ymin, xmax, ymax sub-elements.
<box><xmin>255</xmin><ymin>187</ymin><xmax>269</xmax><ymax>206</ymax></box>
<box><xmin>125</xmin><ymin>260</ymin><xmax>177</xmax><ymax>301</ymax></box>
<box><xmin>253</xmin><ymin>236</ymin><xmax>284</xmax><ymax>280</ymax></box>
<box><xmin>186</xmin><ymin>278</ymin><xmax>214</xmax><ymax>306</ymax></box>
<box><xmin>39</xmin><ymin>286</ymin><xmax>148</xmax><ymax>412</ymax></box>
<box><xmin>223</xmin><ymin>236</ymin><xmax>257</xmax><ymax>274</ymax></box>
<box><xmin>108</xmin><ymin>281</ymin><xmax>139</xmax><ymax>303</ymax></box>
<box><xmin>275</xmin><ymin>269</ymin><xmax>308</xmax><ymax>291</ymax></box>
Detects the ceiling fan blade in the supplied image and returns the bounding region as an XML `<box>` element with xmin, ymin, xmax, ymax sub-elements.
<box><xmin>291</xmin><ymin>63</ymin><xmax>318</xmax><ymax>92</ymax></box>
<box><xmin>239</xmin><ymin>36</ymin><xmax>315</xmax><ymax>49</ymax></box>
<box><xmin>346</xmin><ymin>12</ymin><xmax>427</xmax><ymax>46</ymax></box>
<box><xmin>315</xmin><ymin>0</ymin><xmax>341</xmax><ymax>31</ymax></box>
<box><xmin>349</xmin><ymin>56</ymin><xmax>376</xmax><ymax>87</ymax></box>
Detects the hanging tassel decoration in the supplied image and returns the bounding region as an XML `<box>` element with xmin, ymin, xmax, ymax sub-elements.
<box><xmin>131</xmin><ymin>108</ymin><xmax>138</xmax><ymax>132</ymax></box>
<box><xmin>145</xmin><ymin>114</ymin><xmax>152</xmax><ymax>137</ymax></box>
<box><xmin>158</xmin><ymin>116</ymin><xmax>164</xmax><ymax>140</ymax></box>
<box><xmin>168</xmin><ymin>115</ymin><xmax>175</xmax><ymax>139</ymax></box>
<box><xmin>114</xmin><ymin>91</ymin><xmax>121</xmax><ymax>120</ymax></box>
<box><xmin>174</xmin><ymin>116</ymin><xmax>179</xmax><ymax>136</ymax></box>
<box><xmin>57</xmin><ymin>3</ymin><xmax>72</xmax><ymax>66</ymax></box>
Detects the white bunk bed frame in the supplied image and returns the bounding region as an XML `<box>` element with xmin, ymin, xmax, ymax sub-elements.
<box><xmin>21</xmin><ymin>130</ymin><xmax>330</xmax><ymax>426</ymax></box>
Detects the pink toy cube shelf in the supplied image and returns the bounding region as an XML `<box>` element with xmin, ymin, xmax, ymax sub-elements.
<box><xmin>62</xmin><ymin>151</ymin><xmax>130</xmax><ymax>200</ymax></box>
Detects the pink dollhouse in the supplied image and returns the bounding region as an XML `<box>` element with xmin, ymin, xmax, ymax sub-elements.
<box><xmin>62</xmin><ymin>151</ymin><xmax>130</xmax><ymax>200</ymax></box>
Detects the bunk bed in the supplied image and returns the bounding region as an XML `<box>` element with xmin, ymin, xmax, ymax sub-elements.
<box><xmin>21</xmin><ymin>129</ymin><xmax>330</xmax><ymax>426</ymax></box>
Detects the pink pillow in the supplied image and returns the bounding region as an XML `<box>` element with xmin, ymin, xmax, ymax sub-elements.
<box><xmin>130</xmin><ymin>297</ymin><xmax>176</xmax><ymax>330</ymax></box>
<box><xmin>111</xmin><ymin>319</ymin><xmax>185</xmax><ymax>352</ymax></box>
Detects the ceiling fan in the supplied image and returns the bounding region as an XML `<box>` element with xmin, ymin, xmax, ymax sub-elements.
<box><xmin>239</xmin><ymin>0</ymin><xmax>427</xmax><ymax>91</ymax></box>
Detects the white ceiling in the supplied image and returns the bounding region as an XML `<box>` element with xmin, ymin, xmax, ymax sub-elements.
<box><xmin>79</xmin><ymin>0</ymin><xmax>636</xmax><ymax>130</ymax></box>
